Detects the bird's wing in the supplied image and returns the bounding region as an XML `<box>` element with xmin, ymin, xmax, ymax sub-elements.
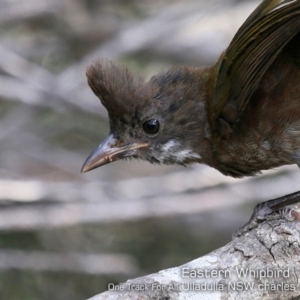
<box><xmin>208</xmin><ymin>0</ymin><xmax>300</xmax><ymax>139</ymax></box>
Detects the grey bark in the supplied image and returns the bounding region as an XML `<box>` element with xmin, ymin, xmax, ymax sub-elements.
<box><xmin>89</xmin><ymin>211</ymin><xmax>300</xmax><ymax>300</ymax></box>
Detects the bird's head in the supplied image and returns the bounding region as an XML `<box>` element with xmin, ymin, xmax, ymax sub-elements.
<box><xmin>81</xmin><ymin>60</ymin><xmax>211</xmax><ymax>173</ymax></box>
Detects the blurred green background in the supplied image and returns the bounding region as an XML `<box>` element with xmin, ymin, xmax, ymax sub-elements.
<box><xmin>0</xmin><ymin>0</ymin><xmax>299</xmax><ymax>299</ymax></box>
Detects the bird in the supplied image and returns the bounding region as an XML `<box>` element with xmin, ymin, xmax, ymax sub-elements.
<box><xmin>81</xmin><ymin>0</ymin><xmax>300</xmax><ymax>236</ymax></box>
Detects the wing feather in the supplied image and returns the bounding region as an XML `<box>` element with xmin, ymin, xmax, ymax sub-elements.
<box><xmin>208</xmin><ymin>0</ymin><xmax>300</xmax><ymax>138</ymax></box>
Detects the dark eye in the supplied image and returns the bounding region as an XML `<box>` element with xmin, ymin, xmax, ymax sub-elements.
<box><xmin>142</xmin><ymin>119</ymin><xmax>160</xmax><ymax>135</ymax></box>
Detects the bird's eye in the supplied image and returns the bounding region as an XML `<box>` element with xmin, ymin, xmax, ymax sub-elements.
<box><xmin>142</xmin><ymin>119</ymin><xmax>160</xmax><ymax>135</ymax></box>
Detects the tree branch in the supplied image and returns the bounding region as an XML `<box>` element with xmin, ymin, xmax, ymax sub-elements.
<box><xmin>89</xmin><ymin>212</ymin><xmax>300</xmax><ymax>300</ymax></box>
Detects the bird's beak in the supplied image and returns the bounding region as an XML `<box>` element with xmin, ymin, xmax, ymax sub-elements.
<box><xmin>81</xmin><ymin>134</ymin><xmax>148</xmax><ymax>173</ymax></box>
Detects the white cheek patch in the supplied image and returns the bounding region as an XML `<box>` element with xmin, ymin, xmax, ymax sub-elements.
<box><xmin>175</xmin><ymin>150</ymin><xmax>201</xmax><ymax>162</ymax></box>
<box><xmin>162</xmin><ymin>140</ymin><xmax>178</xmax><ymax>152</ymax></box>
<box><xmin>160</xmin><ymin>140</ymin><xmax>201</xmax><ymax>163</ymax></box>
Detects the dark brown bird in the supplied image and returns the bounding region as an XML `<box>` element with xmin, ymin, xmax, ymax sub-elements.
<box><xmin>82</xmin><ymin>0</ymin><xmax>300</xmax><ymax>235</ymax></box>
